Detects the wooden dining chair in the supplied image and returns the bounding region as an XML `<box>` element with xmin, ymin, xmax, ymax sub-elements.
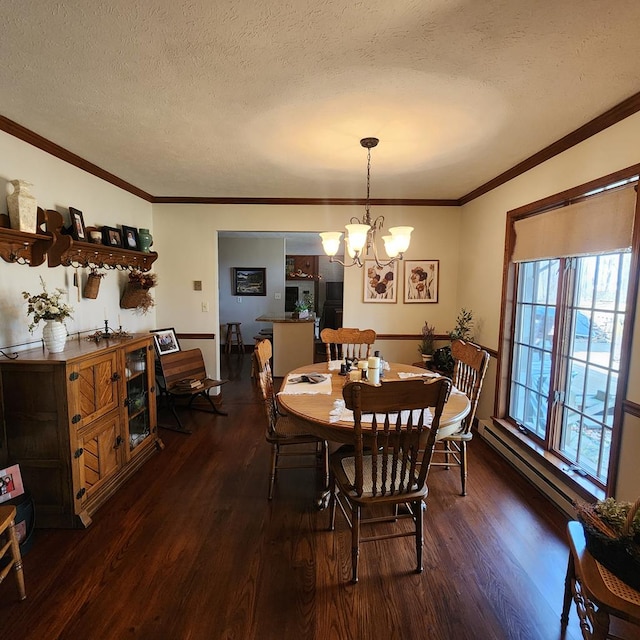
<box><xmin>429</xmin><ymin>339</ymin><xmax>490</xmax><ymax>495</ymax></box>
<box><xmin>254</xmin><ymin>339</ymin><xmax>328</xmax><ymax>500</ymax></box>
<box><xmin>328</xmin><ymin>376</ymin><xmax>452</xmax><ymax>583</ymax></box>
<box><xmin>0</xmin><ymin>505</ymin><xmax>27</xmax><ymax>601</ymax></box>
<box><xmin>320</xmin><ymin>327</ymin><xmax>376</xmax><ymax>362</ymax></box>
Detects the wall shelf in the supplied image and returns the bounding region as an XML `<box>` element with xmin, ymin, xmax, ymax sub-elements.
<box><xmin>0</xmin><ymin>209</ymin><xmax>53</xmax><ymax>266</ymax></box>
<box><xmin>46</xmin><ymin>209</ymin><xmax>157</xmax><ymax>271</ymax></box>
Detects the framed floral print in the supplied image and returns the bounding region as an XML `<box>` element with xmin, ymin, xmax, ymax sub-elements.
<box><xmin>404</xmin><ymin>260</ymin><xmax>439</xmax><ymax>303</ymax></box>
<box><xmin>363</xmin><ymin>260</ymin><xmax>397</xmax><ymax>303</ymax></box>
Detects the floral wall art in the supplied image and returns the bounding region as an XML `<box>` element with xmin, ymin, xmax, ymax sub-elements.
<box><xmin>363</xmin><ymin>260</ymin><xmax>397</xmax><ymax>303</ymax></box>
<box><xmin>404</xmin><ymin>260</ymin><xmax>439</xmax><ymax>303</ymax></box>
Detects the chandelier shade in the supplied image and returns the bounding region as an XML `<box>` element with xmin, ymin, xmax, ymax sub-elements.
<box><xmin>320</xmin><ymin>137</ymin><xmax>412</xmax><ymax>268</ymax></box>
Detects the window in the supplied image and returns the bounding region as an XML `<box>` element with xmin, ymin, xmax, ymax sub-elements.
<box><xmin>498</xmin><ymin>176</ymin><xmax>638</xmax><ymax>493</ymax></box>
<box><xmin>509</xmin><ymin>253</ymin><xmax>630</xmax><ymax>487</ymax></box>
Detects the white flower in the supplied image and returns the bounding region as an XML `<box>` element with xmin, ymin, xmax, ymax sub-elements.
<box><xmin>33</xmin><ymin>300</ymin><xmax>47</xmax><ymax>314</ymax></box>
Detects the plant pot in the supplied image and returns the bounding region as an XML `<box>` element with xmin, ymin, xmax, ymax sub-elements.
<box><xmin>421</xmin><ymin>353</ymin><xmax>433</xmax><ymax>364</ymax></box>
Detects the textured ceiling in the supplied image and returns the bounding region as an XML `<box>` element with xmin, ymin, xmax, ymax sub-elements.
<box><xmin>1</xmin><ymin>0</ymin><xmax>640</xmax><ymax>200</ymax></box>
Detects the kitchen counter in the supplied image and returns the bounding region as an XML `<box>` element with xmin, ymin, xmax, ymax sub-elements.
<box><xmin>256</xmin><ymin>314</ymin><xmax>315</xmax><ymax>375</ymax></box>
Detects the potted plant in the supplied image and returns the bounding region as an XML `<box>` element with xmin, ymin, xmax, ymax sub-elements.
<box><xmin>432</xmin><ymin>308</ymin><xmax>474</xmax><ymax>375</ymax></box>
<box><xmin>418</xmin><ymin>321</ymin><xmax>436</xmax><ymax>363</ymax></box>
<box><xmin>293</xmin><ymin>294</ymin><xmax>312</xmax><ymax>319</ymax></box>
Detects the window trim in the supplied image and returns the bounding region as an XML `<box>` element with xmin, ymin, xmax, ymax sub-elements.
<box><xmin>495</xmin><ymin>164</ymin><xmax>640</xmax><ymax>497</ymax></box>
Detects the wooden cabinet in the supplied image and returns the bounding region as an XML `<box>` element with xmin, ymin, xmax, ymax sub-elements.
<box><xmin>286</xmin><ymin>255</ymin><xmax>318</xmax><ymax>280</ymax></box>
<box><xmin>0</xmin><ymin>335</ymin><xmax>163</xmax><ymax>528</ymax></box>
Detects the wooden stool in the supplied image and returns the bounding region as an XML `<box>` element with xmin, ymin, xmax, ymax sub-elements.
<box><xmin>562</xmin><ymin>521</ymin><xmax>640</xmax><ymax>638</ymax></box>
<box><xmin>225</xmin><ymin>322</ymin><xmax>244</xmax><ymax>354</ymax></box>
<box><xmin>0</xmin><ymin>505</ymin><xmax>27</xmax><ymax>601</ymax></box>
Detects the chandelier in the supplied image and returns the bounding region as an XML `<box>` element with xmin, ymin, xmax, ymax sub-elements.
<box><xmin>319</xmin><ymin>137</ymin><xmax>413</xmax><ymax>268</ymax></box>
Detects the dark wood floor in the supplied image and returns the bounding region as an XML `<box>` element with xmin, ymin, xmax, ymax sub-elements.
<box><xmin>0</xmin><ymin>353</ymin><xmax>624</xmax><ymax>639</ymax></box>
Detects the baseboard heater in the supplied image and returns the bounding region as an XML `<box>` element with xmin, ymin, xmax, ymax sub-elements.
<box><xmin>477</xmin><ymin>420</ymin><xmax>580</xmax><ymax>519</ymax></box>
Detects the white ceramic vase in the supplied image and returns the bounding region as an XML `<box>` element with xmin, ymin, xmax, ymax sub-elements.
<box><xmin>7</xmin><ymin>179</ymin><xmax>38</xmax><ymax>233</ymax></box>
<box><xmin>42</xmin><ymin>320</ymin><xmax>67</xmax><ymax>353</ymax></box>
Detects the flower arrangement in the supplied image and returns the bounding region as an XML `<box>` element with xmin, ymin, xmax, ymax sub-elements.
<box><xmin>22</xmin><ymin>276</ymin><xmax>74</xmax><ymax>332</ymax></box>
<box><xmin>128</xmin><ymin>270</ymin><xmax>157</xmax><ymax>290</ymax></box>
<box><xmin>121</xmin><ymin>270</ymin><xmax>157</xmax><ymax>314</ymax></box>
<box><xmin>88</xmin><ymin>266</ymin><xmax>106</xmax><ymax>279</ymax></box>
<box><xmin>418</xmin><ymin>321</ymin><xmax>436</xmax><ymax>356</ymax></box>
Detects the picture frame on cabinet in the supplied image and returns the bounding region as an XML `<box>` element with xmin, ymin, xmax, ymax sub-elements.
<box><xmin>122</xmin><ymin>225</ymin><xmax>139</xmax><ymax>251</ymax></box>
<box><xmin>151</xmin><ymin>327</ymin><xmax>181</xmax><ymax>355</ymax></box>
<box><xmin>69</xmin><ymin>207</ymin><xmax>86</xmax><ymax>241</ymax></box>
<box><xmin>102</xmin><ymin>226</ymin><xmax>122</xmax><ymax>247</ymax></box>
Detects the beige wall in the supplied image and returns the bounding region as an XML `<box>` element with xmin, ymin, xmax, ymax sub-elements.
<box><xmin>0</xmin><ymin>132</ymin><xmax>155</xmax><ymax>351</ymax></box>
<box><xmin>458</xmin><ymin>111</ymin><xmax>640</xmax><ymax>496</ymax></box>
<box><xmin>151</xmin><ymin>203</ymin><xmax>462</xmax><ymax>370</ymax></box>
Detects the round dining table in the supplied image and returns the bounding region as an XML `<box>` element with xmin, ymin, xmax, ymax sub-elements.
<box><xmin>277</xmin><ymin>361</ymin><xmax>470</xmax><ymax>444</ymax></box>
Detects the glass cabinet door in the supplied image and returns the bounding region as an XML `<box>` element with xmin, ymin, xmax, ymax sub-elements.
<box><xmin>124</xmin><ymin>344</ymin><xmax>152</xmax><ymax>455</ymax></box>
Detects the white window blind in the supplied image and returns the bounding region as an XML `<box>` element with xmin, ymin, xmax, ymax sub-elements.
<box><xmin>512</xmin><ymin>184</ymin><xmax>636</xmax><ymax>262</ymax></box>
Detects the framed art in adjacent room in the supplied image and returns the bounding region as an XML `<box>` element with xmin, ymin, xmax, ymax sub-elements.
<box><xmin>122</xmin><ymin>225</ymin><xmax>139</xmax><ymax>250</ymax></box>
<box><xmin>404</xmin><ymin>260</ymin><xmax>439</xmax><ymax>303</ymax></box>
<box><xmin>69</xmin><ymin>206</ymin><xmax>86</xmax><ymax>241</ymax></box>
<box><xmin>233</xmin><ymin>267</ymin><xmax>266</xmax><ymax>296</ymax></box>
<box><xmin>151</xmin><ymin>327</ymin><xmax>181</xmax><ymax>355</ymax></box>
<box><xmin>363</xmin><ymin>259</ymin><xmax>397</xmax><ymax>303</ymax></box>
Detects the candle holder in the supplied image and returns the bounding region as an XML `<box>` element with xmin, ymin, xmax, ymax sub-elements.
<box><xmin>102</xmin><ymin>319</ymin><xmax>113</xmax><ymax>338</ymax></box>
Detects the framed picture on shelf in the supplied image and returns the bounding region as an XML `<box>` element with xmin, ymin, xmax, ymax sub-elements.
<box><xmin>69</xmin><ymin>207</ymin><xmax>86</xmax><ymax>241</ymax></box>
<box><xmin>363</xmin><ymin>260</ymin><xmax>397</xmax><ymax>303</ymax></box>
<box><xmin>122</xmin><ymin>225</ymin><xmax>139</xmax><ymax>251</ymax></box>
<box><xmin>150</xmin><ymin>327</ymin><xmax>181</xmax><ymax>355</ymax></box>
<box><xmin>233</xmin><ymin>267</ymin><xmax>266</xmax><ymax>296</ymax></box>
<box><xmin>102</xmin><ymin>226</ymin><xmax>122</xmax><ymax>247</ymax></box>
<box><xmin>404</xmin><ymin>260</ymin><xmax>439</xmax><ymax>303</ymax></box>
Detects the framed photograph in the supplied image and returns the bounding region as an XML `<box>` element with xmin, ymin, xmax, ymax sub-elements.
<box><xmin>122</xmin><ymin>225</ymin><xmax>139</xmax><ymax>251</ymax></box>
<box><xmin>102</xmin><ymin>226</ymin><xmax>123</xmax><ymax>247</ymax></box>
<box><xmin>404</xmin><ymin>260</ymin><xmax>439</xmax><ymax>303</ymax></box>
<box><xmin>0</xmin><ymin>464</ymin><xmax>24</xmax><ymax>505</ymax></box>
<box><xmin>151</xmin><ymin>327</ymin><xmax>181</xmax><ymax>355</ymax></box>
<box><xmin>69</xmin><ymin>206</ymin><xmax>86</xmax><ymax>241</ymax></box>
<box><xmin>233</xmin><ymin>267</ymin><xmax>266</xmax><ymax>296</ymax></box>
<box><xmin>363</xmin><ymin>260</ymin><xmax>397</xmax><ymax>303</ymax></box>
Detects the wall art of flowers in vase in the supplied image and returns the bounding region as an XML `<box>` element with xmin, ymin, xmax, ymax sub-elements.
<box><xmin>22</xmin><ymin>276</ymin><xmax>73</xmax><ymax>353</ymax></box>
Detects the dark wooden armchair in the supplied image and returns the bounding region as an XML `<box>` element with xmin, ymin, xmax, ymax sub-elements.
<box><xmin>156</xmin><ymin>348</ymin><xmax>228</xmax><ymax>433</ymax></box>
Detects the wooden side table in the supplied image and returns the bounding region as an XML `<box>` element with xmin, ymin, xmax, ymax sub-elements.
<box><xmin>562</xmin><ymin>521</ymin><xmax>640</xmax><ymax>639</ymax></box>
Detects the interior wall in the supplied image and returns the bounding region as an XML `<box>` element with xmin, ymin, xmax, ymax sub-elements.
<box><xmin>458</xmin><ymin>110</ymin><xmax>640</xmax><ymax>498</ymax></box>
<box><xmin>218</xmin><ymin>236</ymin><xmax>285</xmax><ymax>344</ymax></box>
<box><xmin>0</xmin><ymin>131</ymin><xmax>154</xmax><ymax>352</ymax></box>
<box><xmin>151</xmin><ymin>204</ymin><xmax>463</xmax><ymax>370</ymax></box>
